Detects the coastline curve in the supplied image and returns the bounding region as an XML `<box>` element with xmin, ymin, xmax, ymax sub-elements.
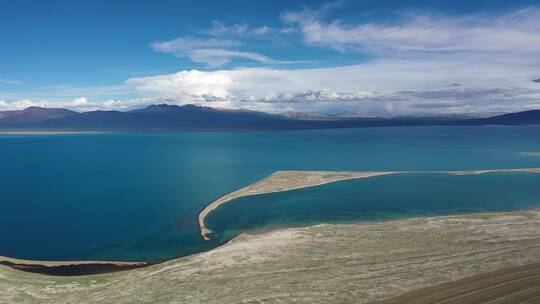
<box><xmin>197</xmin><ymin>168</ymin><xmax>540</xmax><ymax>240</ymax></box>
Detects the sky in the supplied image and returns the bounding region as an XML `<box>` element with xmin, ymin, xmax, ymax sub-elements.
<box><xmin>1</xmin><ymin>0</ymin><xmax>540</xmax><ymax>116</ymax></box>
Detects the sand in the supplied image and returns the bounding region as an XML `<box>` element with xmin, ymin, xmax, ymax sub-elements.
<box><xmin>373</xmin><ymin>263</ymin><xmax>540</xmax><ymax>304</ymax></box>
<box><xmin>198</xmin><ymin>168</ymin><xmax>540</xmax><ymax>239</ymax></box>
<box><xmin>198</xmin><ymin>171</ymin><xmax>399</xmax><ymax>239</ymax></box>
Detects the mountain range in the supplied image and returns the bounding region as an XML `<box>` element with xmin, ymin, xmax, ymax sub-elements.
<box><xmin>0</xmin><ymin>104</ymin><xmax>539</xmax><ymax>131</ymax></box>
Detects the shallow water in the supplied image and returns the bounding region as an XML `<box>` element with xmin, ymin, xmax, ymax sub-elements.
<box><xmin>1</xmin><ymin>126</ymin><xmax>540</xmax><ymax>261</ymax></box>
<box><xmin>207</xmin><ymin>172</ymin><xmax>540</xmax><ymax>239</ymax></box>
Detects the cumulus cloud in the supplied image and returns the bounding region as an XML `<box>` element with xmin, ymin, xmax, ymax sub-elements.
<box><xmin>126</xmin><ymin>70</ymin><xmax>234</xmax><ymax>102</ymax></box>
<box><xmin>0</xmin><ymin>97</ymin><xmax>93</xmax><ymax>111</ymax></box>
<box><xmin>72</xmin><ymin>96</ymin><xmax>88</xmax><ymax>106</ymax></box>
<box><xmin>0</xmin><ymin>96</ymin><xmax>191</xmax><ymax>112</ymax></box>
<box><xmin>243</xmin><ymin>89</ymin><xmax>383</xmax><ymax>103</ymax></box>
<box><xmin>122</xmin><ymin>51</ymin><xmax>540</xmax><ymax>115</ymax></box>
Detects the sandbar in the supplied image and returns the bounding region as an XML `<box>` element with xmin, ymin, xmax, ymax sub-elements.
<box><xmin>198</xmin><ymin>168</ymin><xmax>540</xmax><ymax>239</ymax></box>
<box><xmin>198</xmin><ymin>171</ymin><xmax>399</xmax><ymax>239</ymax></box>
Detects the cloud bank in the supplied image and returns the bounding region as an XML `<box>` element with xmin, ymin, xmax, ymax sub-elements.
<box><xmin>2</xmin><ymin>4</ymin><xmax>540</xmax><ymax>116</ymax></box>
<box><xmin>122</xmin><ymin>51</ymin><xmax>540</xmax><ymax>115</ymax></box>
<box><xmin>282</xmin><ymin>7</ymin><xmax>540</xmax><ymax>53</ymax></box>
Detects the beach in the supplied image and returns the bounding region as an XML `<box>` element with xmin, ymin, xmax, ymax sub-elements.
<box><xmin>2</xmin><ymin>209</ymin><xmax>540</xmax><ymax>303</ymax></box>
<box><xmin>0</xmin><ymin>255</ymin><xmax>145</xmax><ymax>267</ymax></box>
<box><xmin>0</xmin><ymin>256</ymin><xmax>148</xmax><ymax>276</ymax></box>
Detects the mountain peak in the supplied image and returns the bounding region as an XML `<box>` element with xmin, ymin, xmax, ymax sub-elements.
<box><xmin>2</xmin><ymin>104</ymin><xmax>540</xmax><ymax>130</ymax></box>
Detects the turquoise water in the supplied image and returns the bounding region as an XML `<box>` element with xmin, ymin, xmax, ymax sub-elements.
<box><xmin>207</xmin><ymin>172</ymin><xmax>540</xmax><ymax>239</ymax></box>
<box><xmin>1</xmin><ymin>126</ymin><xmax>540</xmax><ymax>261</ymax></box>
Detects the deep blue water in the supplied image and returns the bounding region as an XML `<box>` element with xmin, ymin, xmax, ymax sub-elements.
<box><xmin>1</xmin><ymin>126</ymin><xmax>540</xmax><ymax>261</ymax></box>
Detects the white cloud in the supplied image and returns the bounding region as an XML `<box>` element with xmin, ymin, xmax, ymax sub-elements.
<box><xmin>205</xmin><ymin>21</ymin><xmax>275</xmax><ymax>37</ymax></box>
<box><xmin>4</xmin><ymin>6</ymin><xmax>540</xmax><ymax>116</ymax></box>
<box><xmin>123</xmin><ymin>51</ymin><xmax>540</xmax><ymax>115</ymax></box>
<box><xmin>151</xmin><ymin>37</ymin><xmax>239</xmax><ymax>54</ymax></box>
<box><xmin>0</xmin><ymin>78</ymin><xmax>22</xmax><ymax>85</ymax></box>
<box><xmin>283</xmin><ymin>7</ymin><xmax>540</xmax><ymax>53</ymax></box>
<box><xmin>72</xmin><ymin>96</ymin><xmax>88</xmax><ymax>106</ymax></box>
<box><xmin>0</xmin><ymin>99</ymin><xmax>47</xmax><ymax>110</ymax></box>
<box><xmin>244</xmin><ymin>89</ymin><xmax>382</xmax><ymax>103</ymax></box>
<box><xmin>0</xmin><ymin>97</ymin><xmax>101</xmax><ymax>111</ymax></box>
<box><xmin>126</xmin><ymin>70</ymin><xmax>234</xmax><ymax>101</ymax></box>
<box><xmin>151</xmin><ymin>36</ymin><xmax>288</xmax><ymax>67</ymax></box>
<box><xmin>188</xmin><ymin>49</ymin><xmax>278</xmax><ymax>66</ymax></box>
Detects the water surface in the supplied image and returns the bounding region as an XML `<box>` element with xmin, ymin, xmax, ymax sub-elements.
<box><xmin>207</xmin><ymin>172</ymin><xmax>540</xmax><ymax>239</ymax></box>
<box><xmin>1</xmin><ymin>126</ymin><xmax>540</xmax><ymax>261</ymax></box>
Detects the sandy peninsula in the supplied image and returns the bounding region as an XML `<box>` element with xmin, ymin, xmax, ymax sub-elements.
<box><xmin>198</xmin><ymin>168</ymin><xmax>540</xmax><ymax>239</ymax></box>
<box><xmin>198</xmin><ymin>171</ymin><xmax>399</xmax><ymax>239</ymax></box>
<box><xmin>2</xmin><ymin>209</ymin><xmax>540</xmax><ymax>303</ymax></box>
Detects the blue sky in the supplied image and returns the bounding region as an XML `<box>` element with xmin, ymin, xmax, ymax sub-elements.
<box><xmin>1</xmin><ymin>0</ymin><xmax>540</xmax><ymax>115</ymax></box>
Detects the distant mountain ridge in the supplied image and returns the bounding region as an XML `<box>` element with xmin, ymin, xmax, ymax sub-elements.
<box><xmin>0</xmin><ymin>104</ymin><xmax>539</xmax><ymax>130</ymax></box>
<box><xmin>461</xmin><ymin>109</ymin><xmax>540</xmax><ymax>125</ymax></box>
<box><xmin>36</xmin><ymin>104</ymin><xmax>291</xmax><ymax>130</ymax></box>
<box><xmin>0</xmin><ymin>106</ymin><xmax>76</xmax><ymax>125</ymax></box>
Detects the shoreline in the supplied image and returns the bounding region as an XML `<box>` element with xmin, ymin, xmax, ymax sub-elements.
<box><xmin>0</xmin><ymin>255</ymin><xmax>147</xmax><ymax>267</ymax></box>
<box><xmin>2</xmin><ymin>167</ymin><xmax>539</xmax><ymax>275</ymax></box>
<box><xmin>0</xmin><ymin>255</ymin><xmax>150</xmax><ymax>276</ymax></box>
<box><xmin>0</xmin><ymin>130</ymin><xmax>107</xmax><ymax>135</ymax></box>
<box><xmin>197</xmin><ymin>168</ymin><xmax>540</xmax><ymax>239</ymax></box>
<box><xmin>197</xmin><ymin>171</ymin><xmax>399</xmax><ymax>240</ymax></box>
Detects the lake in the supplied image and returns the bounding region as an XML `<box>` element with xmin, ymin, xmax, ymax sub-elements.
<box><xmin>1</xmin><ymin>125</ymin><xmax>540</xmax><ymax>261</ymax></box>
